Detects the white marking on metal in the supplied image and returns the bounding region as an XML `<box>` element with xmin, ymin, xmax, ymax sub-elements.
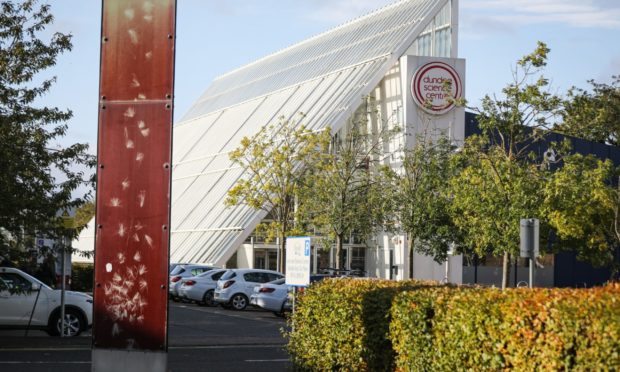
<box><xmin>117</xmin><ymin>223</ymin><xmax>126</xmax><ymax>237</ymax></box>
<box><xmin>134</xmin><ymin>222</ymin><xmax>144</xmax><ymax>231</ymax></box>
<box><xmin>110</xmin><ymin>198</ymin><xmax>121</xmax><ymax>207</ymax></box>
<box><xmin>105</xmin><ymin>263</ymin><xmax>112</xmax><ymax>273</ymax></box>
<box><xmin>144</xmin><ymin>234</ymin><xmax>153</xmax><ymax>247</ymax></box>
<box><xmin>136</xmin><ymin>152</ymin><xmax>144</xmax><ymax>162</ymax></box>
<box><xmin>128</xmin><ymin>29</ymin><xmax>138</xmax><ymax>45</ymax></box>
<box><xmin>131</xmin><ymin>74</ymin><xmax>140</xmax><ymax>88</ymax></box>
<box><xmin>143</xmin><ymin>14</ymin><xmax>153</xmax><ymax>22</ymax></box>
<box><xmin>138</xmin><ymin>265</ymin><xmax>147</xmax><ymax>276</ymax></box>
<box><xmin>124</xmin><ymin>127</ymin><xmax>134</xmax><ymax>149</ymax></box>
<box><xmin>138</xmin><ymin>120</ymin><xmax>150</xmax><ymax>137</ymax></box>
<box><xmin>137</xmin><ymin>93</ymin><xmax>146</xmax><ymax>100</ymax></box>
<box><xmin>145</xmin><ymin>51</ymin><xmax>153</xmax><ymax>60</ymax></box>
<box><xmin>138</xmin><ymin>190</ymin><xmax>146</xmax><ymax>207</ymax></box>
<box><xmin>139</xmin><ymin>279</ymin><xmax>147</xmax><ymax>291</ymax></box>
<box><xmin>133</xmin><ymin>233</ymin><xmax>140</xmax><ymax>242</ymax></box>
<box><xmin>113</xmin><ymin>273</ymin><xmax>122</xmax><ymax>283</ymax></box>
<box><xmin>123</xmin><ymin>107</ymin><xmax>135</xmax><ymax>118</ymax></box>
<box><xmin>133</xmin><ymin>251</ymin><xmax>141</xmax><ymax>262</ymax></box>
<box><xmin>124</xmin><ymin>8</ymin><xmax>135</xmax><ymax>20</ymax></box>
<box><xmin>143</xmin><ymin>1</ymin><xmax>154</xmax><ymax>13</ymax></box>
<box><xmin>121</xmin><ymin>178</ymin><xmax>130</xmax><ymax>190</ymax></box>
<box><xmin>117</xmin><ymin>252</ymin><xmax>125</xmax><ymax>264</ymax></box>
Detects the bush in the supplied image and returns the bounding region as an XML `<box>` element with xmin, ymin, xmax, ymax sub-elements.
<box><xmin>287</xmin><ymin>279</ymin><xmax>619</xmax><ymax>371</ymax></box>
<box><xmin>286</xmin><ymin>278</ymin><xmax>437</xmax><ymax>371</ymax></box>
<box><xmin>390</xmin><ymin>284</ymin><xmax>620</xmax><ymax>371</ymax></box>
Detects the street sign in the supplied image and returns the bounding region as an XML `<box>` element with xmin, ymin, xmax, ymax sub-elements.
<box><xmin>285</xmin><ymin>237</ymin><xmax>311</xmax><ymax>287</ymax></box>
<box><xmin>61</xmin><ymin>211</ymin><xmax>75</xmax><ymax>229</ymax></box>
<box><xmin>520</xmin><ymin>218</ymin><xmax>539</xmax><ymax>258</ymax></box>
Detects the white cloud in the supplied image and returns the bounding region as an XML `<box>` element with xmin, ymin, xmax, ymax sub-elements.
<box><xmin>462</xmin><ymin>0</ymin><xmax>620</xmax><ymax>29</ymax></box>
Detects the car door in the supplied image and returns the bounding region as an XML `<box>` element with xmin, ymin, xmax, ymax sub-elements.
<box><xmin>242</xmin><ymin>272</ymin><xmax>263</xmax><ymax>295</ymax></box>
<box><xmin>0</xmin><ymin>273</ymin><xmax>40</xmax><ymax>326</ymax></box>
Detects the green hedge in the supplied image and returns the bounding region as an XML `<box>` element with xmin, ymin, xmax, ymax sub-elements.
<box><xmin>286</xmin><ymin>279</ymin><xmax>620</xmax><ymax>371</ymax></box>
<box><xmin>390</xmin><ymin>284</ymin><xmax>620</xmax><ymax>371</ymax></box>
<box><xmin>286</xmin><ymin>278</ymin><xmax>437</xmax><ymax>371</ymax></box>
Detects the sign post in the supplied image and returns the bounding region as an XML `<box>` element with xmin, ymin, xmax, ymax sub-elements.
<box><xmin>285</xmin><ymin>236</ymin><xmax>311</xmax><ymax>332</ymax></box>
<box><xmin>520</xmin><ymin>218</ymin><xmax>539</xmax><ymax>288</ymax></box>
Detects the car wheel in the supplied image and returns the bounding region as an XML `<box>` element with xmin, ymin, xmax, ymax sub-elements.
<box><xmin>48</xmin><ymin>308</ymin><xmax>83</xmax><ymax>337</ymax></box>
<box><xmin>202</xmin><ymin>290</ymin><xmax>217</xmax><ymax>307</ymax></box>
<box><xmin>230</xmin><ymin>293</ymin><xmax>248</xmax><ymax>311</ymax></box>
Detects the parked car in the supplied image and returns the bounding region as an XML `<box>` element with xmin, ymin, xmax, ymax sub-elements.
<box><xmin>169</xmin><ymin>264</ymin><xmax>217</xmax><ymax>301</ymax></box>
<box><xmin>178</xmin><ymin>269</ymin><xmax>227</xmax><ymax>306</ymax></box>
<box><xmin>0</xmin><ymin>267</ymin><xmax>93</xmax><ymax>337</ymax></box>
<box><xmin>214</xmin><ymin>269</ymin><xmax>284</xmax><ymax>310</ymax></box>
<box><xmin>249</xmin><ymin>278</ymin><xmax>289</xmax><ymax>316</ymax></box>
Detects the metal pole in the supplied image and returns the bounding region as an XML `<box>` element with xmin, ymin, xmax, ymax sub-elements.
<box><xmin>529</xmin><ymin>257</ymin><xmax>535</xmax><ymax>288</ymax></box>
<box><xmin>60</xmin><ymin>235</ymin><xmax>66</xmax><ymax>337</ymax></box>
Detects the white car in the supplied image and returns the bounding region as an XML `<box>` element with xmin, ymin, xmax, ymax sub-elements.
<box><xmin>169</xmin><ymin>264</ymin><xmax>217</xmax><ymax>301</ymax></box>
<box><xmin>250</xmin><ymin>278</ymin><xmax>289</xmax><ymax>316</ymax></box>
<box><xmin>214</xmin><ymin>269</ymin><xmax>283</xmax><ymax>310</ymax></box>
<box><xmin>178</xmin><ymin>269</ymin><xmax>227</xmax><ymax>306</ymax></box>
<box><xmin>0</xmin><ymin>267</ymin><xmax>93</xmax><ymax>337</ymax></box>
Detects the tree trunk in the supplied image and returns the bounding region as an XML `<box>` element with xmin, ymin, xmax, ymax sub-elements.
<box><xmin>501</xmin><ymin>252</ymin><xmax>511</xmax><ymax>289</ymax></box>
<box><xmin>335</xmin><ymin>234</ymin><xmax>344</xmax><ymax>269</ymax></box>
<box><xmin>408</xmin><ymin>233</ymin><xmax>414</xmax><ymax>279</ymax></box>
<box><xmin>279</xmin><ymin>233</ymin><xmax>286</xmax><ymax>274</ymax></box>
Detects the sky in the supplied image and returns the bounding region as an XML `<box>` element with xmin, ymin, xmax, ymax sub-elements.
<box><xmin>39</xmin><ymin>0</ymin><xmax>620</xmax><ymax>154</ymax></box>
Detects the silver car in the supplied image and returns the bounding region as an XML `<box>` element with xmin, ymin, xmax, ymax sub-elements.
<box><xmin>250</xmin><ymin>278</ymin><xmax>289</xmax><ymax>316</ymax></box>
<box><xmin>169</xmin><ymin>264</ymin><xmax>217</xmax><ymax>301</ymax></box>
<box><xmin>178</xmin><ymin>269</ymin><xmax>227</xmax><ymax>306</ymax></box>
<box><xmin>214</xmin><ymin>269</ymin><xmax>283</xmax><ymax>310</ymax></box>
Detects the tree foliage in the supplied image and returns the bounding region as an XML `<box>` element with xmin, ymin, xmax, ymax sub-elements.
<box><xmin>385</xmin><ymin>131</ymin><xmax>460</xmax><ymax>274</ymax></box>
<box><xmin>225</xmin><ymin>115</ymin><xmax>331</xmax><ymax>272</ymax></box>
<box><xmin>544</xmin><ymin>154</ymin><xmax>620</xmax><ymax>278</ymax></box>
<box><xmin>0</xmin><ymin>0</ymin><xmax>93</xmax><ymax>265</ymax></box>
<box><xmin>556</xmin><ymin>76</ymin><xmax>620</xmax><ymax>146</ymax></box>
<box><xmin>301</xmin><ymin>106</ymin><xmax>395</xmax><ymax>269</ymax></box>
<box><xmin>451</xmin><ymin>42</ymin><xmax>562</xmax><ymax>288</ymax></box>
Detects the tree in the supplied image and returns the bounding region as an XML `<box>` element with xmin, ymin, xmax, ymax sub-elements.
<box><xmin>225</xmin><ymin>115</ymin><xmax>331</xmax><ymax>273</ymax></box>
<box><xmin>301</xmin><ymin>107</ymin><xmax>394</xmax><ymax>270</ymax></box>
<box><xmin>450</xmin><ymin>42</ymin><xmax>562</xmax><ymax>289</ymax></box>
<box><xmin>544</xmin><ymin>154</ymin><xmax>620</xmax><ymax>279</ymax></box>
<box><xmin>0</xmin><ymin>0</ymin><xmax>93</xmax><ymax>266</ymax></box>
<box><xmin>385</xmin><ymin>131</ymin><xmax>461</xmax><ymax>278</ymax></box>
<box><xmin>556</xmin><ymin>76</ymin><xmax>620</xmax><ymax>146</ymax></box>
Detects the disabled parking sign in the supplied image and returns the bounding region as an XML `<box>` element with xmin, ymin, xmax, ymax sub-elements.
<box><xmin>286</xmin><ymin>236</ymin><xmax>311</xmax><ymax>287</ymax></box>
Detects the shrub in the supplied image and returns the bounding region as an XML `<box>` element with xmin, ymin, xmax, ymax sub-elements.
<box><xmin>390</xmin><ymin>284</ymin><xmax>620</xmax><ymax>371</ymax></box>
<box><xmin>286</xmin><ymin>278</ymin><xmax>437</xmax><ymax>371</ymax></box>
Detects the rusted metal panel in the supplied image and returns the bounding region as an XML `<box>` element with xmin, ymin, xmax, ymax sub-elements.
<box><xmin>94</xmin><ymin>0</ymin><xmax>175</xmax><ymax>351</ymax></box>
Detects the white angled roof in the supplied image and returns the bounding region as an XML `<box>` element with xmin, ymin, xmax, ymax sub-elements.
<box><xmin>171</xmin><ymin>0</ymin><xmax>451</xmax><ymax>266</ymax></box>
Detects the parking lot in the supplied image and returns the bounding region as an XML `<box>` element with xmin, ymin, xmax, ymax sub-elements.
<box><xmin>0</xmin><ymin>302</ymin><xmax>292</xmax><ymax>371</ymax></box>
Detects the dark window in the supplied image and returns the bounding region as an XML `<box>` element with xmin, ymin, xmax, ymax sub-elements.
<box><xmin>267</xmin><ymin>273</ymin><xmax>283</xmax><ymax>282</ymax></box>
<box><xmin>211</xmin><ymin>271</ymin><xmax>225</xmax><ymax>281</ymax></box>
<box><xmin>243</xmin><ymin>272</ymin><xmax>261</xmax><ymax>283</ymax></box>
<box><xmin>0</xmin><ymin>273</ymin><xmax>32</xmax><ymax>292</ymax></box>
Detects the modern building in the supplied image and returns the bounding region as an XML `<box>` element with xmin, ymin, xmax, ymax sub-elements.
<box><xmin>75</xmin><ymin>0</ymin><xmax>616</xmax><ymax>287</ymax></box>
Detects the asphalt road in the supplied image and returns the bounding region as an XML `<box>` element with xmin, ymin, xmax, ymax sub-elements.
<box><xmin>0</xmin><ymin>302</ymin><xmax>293</xmax><ymax>371</ymax></box>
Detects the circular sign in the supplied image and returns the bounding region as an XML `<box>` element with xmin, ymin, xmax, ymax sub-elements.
<box><xmin>411</xmin><ymin>61</ymin><xmax>462</xmax><ymax>115</ymax></box>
